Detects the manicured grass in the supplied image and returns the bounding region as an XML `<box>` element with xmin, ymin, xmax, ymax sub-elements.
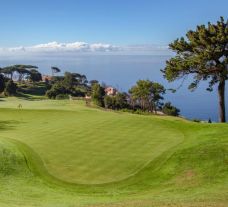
<box><xmin>0</xmin><ymin>98</ymin><xmax>227</xmax><ymax>206</ymax></box>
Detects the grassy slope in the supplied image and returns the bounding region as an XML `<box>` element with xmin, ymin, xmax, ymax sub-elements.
<box><xmin>0</xmin><ymin>97</ymin><xmax>227</xmax><ymax>206</ymax></box>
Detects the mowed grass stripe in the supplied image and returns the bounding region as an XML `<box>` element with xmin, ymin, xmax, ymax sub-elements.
<box><xmin>0</xmin><ymin>99</ymin><xmax>183</xmax><ymax>184</ymax></box>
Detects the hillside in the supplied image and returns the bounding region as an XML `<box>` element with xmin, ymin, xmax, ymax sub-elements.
<box><xmin>0</xmin><ymin>97</ymin><xmax>227</xmax><ymax>207</ymax></box>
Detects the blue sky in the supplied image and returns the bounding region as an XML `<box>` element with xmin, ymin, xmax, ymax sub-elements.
<box><xmin>0</xmin><ymin>0</ymin><xmax>227</xmax><ymax>47</ymax></box>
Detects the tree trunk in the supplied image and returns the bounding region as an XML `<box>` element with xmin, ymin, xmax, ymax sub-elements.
<box><xmin>218</xmin><ymin>79</ymin><xmax>226</xmax><ymax>122</ymax></box>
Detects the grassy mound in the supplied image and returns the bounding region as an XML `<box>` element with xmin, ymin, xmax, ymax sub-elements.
<box><xmin>0</xmin><ymin>98</ymin><xmax>227</xmax><ymax>206</ymax></box>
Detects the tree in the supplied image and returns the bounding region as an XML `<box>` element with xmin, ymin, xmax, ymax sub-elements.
<box><xmin>46</xmin><ymin>82</ymin><xmax>67</xmax><ymax>99</ymax></box>
<box><xmin>1</xmin><ymin>67</ymin><xmax>15</xmax><ymax>80</ymax></box>
<box><xmin>129</xmin><ymin>80</ymin><xmax>152</xmax><ymax>110</ymax></box>
<box><xmin>63</xmin><ymin>72</ymin><xmax>88</xmax><ymax>89</ymax></box>
<box><xmin>129</xmin><ymin>80</ymin><xmax>165</xmax><ymax>112</ymax></box>
<box><xmin>51</xmin><ymin>67</ymin><xmax>61</xmax><ymax>76</ymax></box>
<box><xmin>4</xmin><ymin>80</ymin><xmax>17</xmax><ymax>96</ymax></box>
<box><xmin>104</xmin><ymin>95</ymin><xmax>114</xmax><ymax>109</ymax></box>
<box><xmin>28</xmin><ymin>69</ymin><xmax>42</xmax><ymax>82</ymax></box>
<box><xmin>46</xmin><ymin>72</ymin><xmax>88</xmax><ymax>99</ymax></box>
<box><xmin>114</xmin><ymin>92</ymin><xmax>128</xmax><ymax>109</ymax></box>
<box><xmin>2</xmin><ymin>65</ymin><xmax>38</xmax><ymax>82</ymax></box>
<box><xmin>89</xmin><ymin>80</ymin><xmax>99</xmax><ymax>86</ymax></box>
<box><xmin>149</xmin><ymin>82</ymin><xmax>166</xmax><ymax>113</ymax></box>
<box><xmin>91</xmin><ymin>83</ymin><xmax>105</xmax><ymax>107</ymax></box>
<box><xmin>162</xmin><ymin>102</ymin><xmax>180</xmax><ymax>116</ymax></box>
<box><xmin>0</xmin><ymin>74</ymin><xmax>5</xmax><ymax>93</ymax></box>
<box><xmin>104</xmin><ymin>93</ymin><xmax>128</xmax><ymax>110</ymax></box>
<box><xmin>62</xmin><ymin>72</ymin><xmax>74</xmax><ymax>91</ymax></box>
<box><xmin>161</xmin><ymin>17</ymin><xmax>228</xmax><ymax>122</ymax></box>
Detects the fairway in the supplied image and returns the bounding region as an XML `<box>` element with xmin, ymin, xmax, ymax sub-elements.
<box><xmin>0</xmin><ymin>98</ymin><xmax>184</xmax><ymax>184</ymax></box>
<box><xmin>0</xmin><ymin>98</ymin><xmax>227</xmax><ymax>207</ymax></box>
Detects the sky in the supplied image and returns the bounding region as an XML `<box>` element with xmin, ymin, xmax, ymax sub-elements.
<box><xmin>0</xmin><ymin>0</ymin><xmax>227</xmax><ymax>49</ymax></box>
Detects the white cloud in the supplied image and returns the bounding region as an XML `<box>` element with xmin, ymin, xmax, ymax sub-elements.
<box><xmin>1</xmin><ymin>41</ymin><xmax>119</xmax><ymax>53</ymax></box>
<box><xmin>0</xmin><ymin>41</ymin><xmax>172</xmax><ymax>57</ymax></box>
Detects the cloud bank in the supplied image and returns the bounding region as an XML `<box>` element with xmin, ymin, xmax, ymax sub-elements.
<box><xmin>0</xmin><ymin>41</ymin><xmax>172</xmax><ymax>57</ymax></box>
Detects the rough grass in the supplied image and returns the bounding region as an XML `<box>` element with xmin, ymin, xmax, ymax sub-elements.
<box><xmin>0</xmin><ymin>98</ymin><xmax>227</xmax><ymax>206</ymax></box>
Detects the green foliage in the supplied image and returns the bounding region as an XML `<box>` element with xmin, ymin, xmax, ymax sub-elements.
<box><xmin>129</xmin><ymin>80</ymin><xmax>165</xmax><ymax>111</ymax></box>
<box><xmin>0</xmin><ymin>74</ymin><xmax>5</xmax><ymax>93</ymax></box>
<box><xmin>4</xmin><ymin>80</ymin><xmax>17</xmax><ymax>96</ymax></box>
<box><xmin>28</xmin><ymin>69</ymin><xmax>42</xmax><ymax>82</ymax></box>
<box><xmin>51</xmin><ymin>76</ymin><xmax>64</xmax><ymax>83</ymax></box>
<box><xmin>104</xmin><ymin>92</ymin><xmax>128</xmax><ymax>109</ymax></box>
<box><xmin>62</xmin><ymin>72</ymin><xmax>74</xmax><ymax>90</ymax></box>
<box><xmin>46</xmin><ymin>82</ymin><xmax>67</xmax><ymax>99</ymax></box>
<box><xmin>192</xmin><ymin>118</ymin><xmax>201</xmax><ymax>122</ymax></box>
<box><xmin>162</xmin><ymin>102</ymin><xmax>180</xmax><ymax>116</ymax></box>
<box><xmin>162</xmin><ymin>17</ymin><xmax>228</xmax><ymax>122</ymax></box>
<box><xmin>51</xmin><ymin>66</ymin><xmax>61</xmax><ymax>77</ymax></box>
<box><xmin>2</xmin><ymin>65</ymin><xmax>38</xmax><ymax>81</ymax></box>
<box><xmin>17</xmin><ymin>82</ymin><xmax>48</xmax><ymax>96</ymax></box>
<box><xmin>51</xmin><ymin>66</ymin><xmax>61</xmax><ymax>73</ymax></box>
<box><xmin>104</xmin><ymin>95</ymin><xmax>114</xmax><ymax>108</ymax></box>
<box><xmin>115</xmin><ymin>93</ymin><xmax>128</xmax><ymax>109</ymax></box>
<box><xmin>46</xmin><ymin>72</ymin><xmax>88</xmax><ymax>99</ymax></box>
<box><xmin>162</xmin><ymin>16</ymin><xmax>228</xmax><ymax>88</ymax></box>
<box><xmin>91</xmin><ymin>83</ymin><xmax>105</xmax><ymax>106</ymax></box>
<box><xmin>89</xmin><ymin>79</ymin><xmax>99</xmax><ymax>86</ymax></box>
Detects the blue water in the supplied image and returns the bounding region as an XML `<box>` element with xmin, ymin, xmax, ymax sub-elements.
<box><xmin>0</xmin><ymin>54</ymin><xmax>227</xmax><ymax>122</ymax></box>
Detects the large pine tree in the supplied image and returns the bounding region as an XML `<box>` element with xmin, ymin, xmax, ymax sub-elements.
<box><xmin>162</xmin><ymin>17</ymin><xmax>228</xmax><ymax>122</ymax></box>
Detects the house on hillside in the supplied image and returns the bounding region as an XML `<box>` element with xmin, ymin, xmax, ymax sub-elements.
<box><xmin>42</xmin><ymin>75</ymin><xmax>52</xmax><ymax>82</ymax></box>
<box><xmin>105</xmin><ymin>86</ymin><xmax>118</xmax><ymax>96</ymax></box>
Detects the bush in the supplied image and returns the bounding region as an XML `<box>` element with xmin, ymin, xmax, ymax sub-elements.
<box><xmin>104</xmin><ymin>95</ymin><xmax>115</xmax><ymax>109</ymax></box>
<box><xmin>104</xmin><ymin>93</ymin><xmax>128</xmax><ymax>110</ymax></box>
<box><xmin>162</xmin><ymin>102</ymin><xmax>180</xmax><ymax>116</ymax></box>
<box><xmin>91</xmin><ymin>83</ymin><xmax>105</xmax><ymax>107</ymax></box>
<box><xmin>192</xmin><ymin>119</ymin><xmax>201</xmax><ymax>123</ymax></box>
<box><xmin>4</xmin><ymin>80</ymin><xmax>17</xmax><ymax>96</ymax></box>
<box><xmin>46</xmin><ymin>82</ymin><xmax>67</xmax><ymax>99</ymax></box>
<box><xmin>0</xmin><ymin>74</ymin><xmax>5</xmax><ymax>93</ymax></box>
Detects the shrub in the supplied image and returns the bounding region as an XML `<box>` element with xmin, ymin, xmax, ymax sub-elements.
<box><xmin>4</xmin><ymin>80</ymin><xmax>17</xmax><ymax>96</ymax></box>
<box><xmin>46</xmin><ymin>82</ymin><xmax>67</xmax><ymax>99</ymax></box>
<box><xmin>104</xmin><ymin>95</ymin><xmax>114</xmax><ymax>109</ymax></box>
<box><xmin>192</xmin><ymin>119</ymin><xmax>201</xmax><ymax>123</ymax></box>
<box><xmin>0</xmin><ymin>74</ymin><xmax>5</xmax><ymax>93</ymax></box>
<box><xmin>91</xmin><ymin>83</ymin><xmax>105</xmax><ymax>107</ymax></box>
<box><xmin>162</xmin><ymin>102</ymin><xmax>180</xmax><ymax>116</ymax></box>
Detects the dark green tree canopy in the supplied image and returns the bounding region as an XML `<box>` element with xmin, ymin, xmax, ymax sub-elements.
<box><xmin>29</xmin><ymin>69</ymin><xmax>42</xmax><ymax>82</ymax></box>
<box><xmin>162</xmin><ymin>17</ymin><xmax>228</xmax><ymax>122</ymax></box>
<box><xmin>0</xmin><ymin>74</ymin><xmax>5</xmax><ymax>93</ymax></box>
<box><xmin>162</xmin><ymin>17</ymin><xmax>228</xmax><ymax>90</ymax></box>
<box><xmin>129</xmin><ymin>80</ymin><xmax>165</xmax><ymax>112</ymax></box>
<box><xmin>1</xmin><ymin>65</ymin><xmax>38</xmax><ymax>81</ymax></box>
<box><xmin>51</xmin><ymin>67</ymin><xmax>61</xmax><ymax>76</ymax></box>
<box><xmin>162</xmin><ymin>102</ymin><xmax>180</xmax><ymax>117</ymax></box>
<box><xmin>91</xmin><ymin>83</ymin><xmax>105</xmax><ymax>107</ymax></box>
<box><xmin>51</xmin><ymin>67</ymin><xmax>61</xmax><ymax>73</ymax></box>
<box><xmin>4</xmin><ymin>80</ymin><xmax>17</xmax><ymax>96</ymax></box>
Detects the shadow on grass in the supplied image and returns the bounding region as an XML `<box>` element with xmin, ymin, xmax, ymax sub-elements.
<box><xmin>15</xmin><ymin>92</ymin><xmax>44</xmax><ymax>101</ymax></box>
<box><xmin>0</xmin><ymin>120</ymin><xmax>21</xmax><ymax>131</ymax></box>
